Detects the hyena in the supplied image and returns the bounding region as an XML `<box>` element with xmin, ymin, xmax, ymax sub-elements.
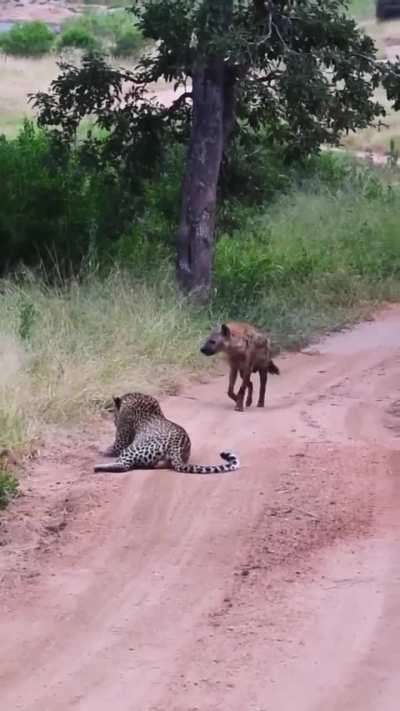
<box><xmin>200</xmin><ymin>321</ymin><xmax>280</xmax><ymax>412</ymax></box>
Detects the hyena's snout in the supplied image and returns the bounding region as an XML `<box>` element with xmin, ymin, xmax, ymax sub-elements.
<box><xmin>200</xmin><ymin>344</ymin><xmax>215</xmax><ymax>356</ymax></box>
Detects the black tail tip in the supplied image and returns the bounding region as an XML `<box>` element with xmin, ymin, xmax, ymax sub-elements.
<box><xmin>220</xmin><ymin>451</ymin><xmax>236</xmax><ymax>462</ymax></box>
<box><xmin>220</xmin><ymin>451</ymin><xmax>231</xmax><ymax>461</ymax></box>
<box><xmin>268</xmin><ymin>360</ymin><xmax>280</xmax><ymax>375</ymax></box>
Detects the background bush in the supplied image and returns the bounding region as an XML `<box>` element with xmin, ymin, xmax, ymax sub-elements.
<box><xmin>2</xmin><ymin>121</ymin><xmax>400</xmax><ymax>300</ymax></box>
<box><xmin>110</xmin><ymin>26</ymin><xmax>143</xmax><ymax>56</ymax></box>
<box><xmin>0</xmin><ymin>11</ymin><xmax>144</xmax><ymax>58</ymax></box>
<box><xmin>59</xmin><ymin>10</ymin><xmax>144</xmax><ymax>56</ymax></box>
<box><xmin>57</xmin><ymin>26</ymin><xmax>100</xmax><ymax>52</ymax></box>
<box><xmin>0</xmin><ymin>21</ymin><xmax>55</xmax><ymax>57</ymax></box>
<box><xmin>0</xmin><ymin>121</ymin><xmax>149</xmax><ymax>273</ymax></box>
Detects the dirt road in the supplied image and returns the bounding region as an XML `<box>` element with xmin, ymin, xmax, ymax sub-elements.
<box><xmin>1</xmin><ymin>308</ymin><xmax>400</xmax><ymax>710</ymax></box>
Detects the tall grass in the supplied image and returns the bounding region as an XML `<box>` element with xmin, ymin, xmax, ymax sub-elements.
<box><xmin>215</xmin><ymin>170</ymin><xmax>400</xmax><ymax>347</ymax></box>
<box><xmin>348</xmin><ymin>0</ymin><xmax>375</xmax><ymax>19</ymax></box>
<box><xmin>0</xmin><ymin>269</ymin><xmax>210</xmax><ymax>453</ymax></box>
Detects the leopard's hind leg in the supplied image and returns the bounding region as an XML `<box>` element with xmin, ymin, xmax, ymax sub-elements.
<box><xmin>95</xmin><ymin>442</ymin><xmax>163</xmax><ymax>473</ymax></box>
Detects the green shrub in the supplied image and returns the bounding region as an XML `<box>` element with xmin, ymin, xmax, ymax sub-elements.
<box><xmin>220</xmin><ymin>129</ymin><xmax>292</xmax><ymax>204</ymax></box>
<box><xmin>0</xmin><ymin>122</ymin><xmax>133</xmax><ymax>272</ymax></box>
<box><xmin>59</xmin><ymin>10</ymin><xmax>143</xmax><ymax>54</ymax></box>
<box><xmin>0</xmin><ymin>21</ymin><xmax>55</xmax><ymax>56</ymax></box>
<box><xmin>111</xmin><ymin>26</ymin><xmax>143</xmax><ymax>56</ymax></box>
<box><xmin>0</xmin><ymin>470</ymin><xmax>19</xmax><ymax>509</ymax></box>
<box><xmin>57</xmin><ymin>26</ymin><xmax>99</xmax><ymax>51</ymax></box>
<box><xmin>214</xmin><ymin>165</ymin><xmax>400</xmax><ymax>347</ymax></box>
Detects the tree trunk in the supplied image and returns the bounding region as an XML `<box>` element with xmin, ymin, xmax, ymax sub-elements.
<box><xmin>176</xmin><ymin>57</ymin><xmax>226</xmax><ymax>304</ymax></box>
<box><xmin>223</xmin><ymin>67</ymin><xmax>237</xmax><ymax>152</ymax></box>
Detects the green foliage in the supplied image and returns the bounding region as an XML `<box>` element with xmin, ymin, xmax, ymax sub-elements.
<box><xmin>220</xmin><ymin>129</ymin><xmax>292</xmax><ymax>204</ymax></box>
<box><xmin>2</xmin><ymin>117</ymin><xmax>400</xmax><ymax>296</ymax></box>
<box><xmin>129</xmin><ymin>0</ymin><xmax>400</xmax><ymax>157</ymax></box>
<box><xmin>0</xmin><ymin>21</ymin><xmax>55</xmax><ymax>56</ymax></box>
<box><xmin>59</xmin><ymin>9</ymin><xmax>144</xmax><ymax>54</ymax></box>
<box><xmin>213</xmin><ymin>158</ymin><xmax>400</xmax><ymax>347</ymax></box>
<box><xmin>0</xmin><ymin>121</ymin><xmax>143</xmax><ymax>272</ymax></box>
<box><xmin>31</xmin><ymin>1</ymin><xmax>400</xmax><ymax>210</ymax></box>
<box><xmin>30</xmin><ymin>55</ymin><xmax>184</xmax><ymax>217</ymax></box>
<box><xmin>57</xmin><ymin>26</ymin><xmax>100</xmax><ymax>52</ymax></box>
<box><xmin>111</xmin><ymin>26</ymin><xmax>143</xmax><ymax>56</ymax></box>
<box><xmin>0</xmin><ymin>470</ymin><xmax>19</xmax><ymax>509</ymax></box>
<box><xmin>18</xmin><ymin>299</ymin><xmax>36</xmax><ymax>342</ymax></box>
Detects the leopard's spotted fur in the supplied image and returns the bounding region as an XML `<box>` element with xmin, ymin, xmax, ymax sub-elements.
<box><xmin>94</xmin><ymin>392</ymin><xmax>239</xmax><ymax>474</ymax></box>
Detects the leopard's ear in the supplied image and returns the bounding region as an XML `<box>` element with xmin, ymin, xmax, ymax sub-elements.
<box><xmin>113</xmin><ymin>396</ymin><xmax>122</xmax><ymax>410</ymax></box>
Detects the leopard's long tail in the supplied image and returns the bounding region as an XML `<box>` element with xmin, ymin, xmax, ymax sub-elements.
<box><xmin>172</xmin><ymin>451</ymin><xmax>239</xmax><ymax>474</ymax></box>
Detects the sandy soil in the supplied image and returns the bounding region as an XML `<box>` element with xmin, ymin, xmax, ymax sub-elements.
<box><xmin>1</xmin><ymin>307</ymin><xmax>400</xmax><ymax>710</ymax></box>
<box><xmin>0</xmin><ymin>0</ymin><xmax>75</xmax><ymax>24</ymax></box>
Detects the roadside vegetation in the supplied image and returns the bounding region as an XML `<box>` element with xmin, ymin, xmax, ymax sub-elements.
<box><xmin>0</xmin><ymin>469</ymin><xmax>19</xmax><ymax>509</ymax></box>
<box><xmin>1</xmin><ymin>135</ymin><xmax>399</xmax><ymax>460</ymax></box>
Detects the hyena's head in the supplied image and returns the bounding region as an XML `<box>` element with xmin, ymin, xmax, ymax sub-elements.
<box><xmin>200</xmin><ymin>324</ymin><xmax>231</xmax><ymax>356</ymax></box>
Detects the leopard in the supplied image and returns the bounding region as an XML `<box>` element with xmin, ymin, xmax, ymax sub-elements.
<box><xmin>94</xmin><ymin>392</ymin><xmax>240</xmax><ymax>474</ymax></box>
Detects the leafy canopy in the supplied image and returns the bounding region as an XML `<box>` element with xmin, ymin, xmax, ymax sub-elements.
<box><xmin>33</xmin><ymin>1</ymin><xmax>400</xmax><ymax>167</ymax></box>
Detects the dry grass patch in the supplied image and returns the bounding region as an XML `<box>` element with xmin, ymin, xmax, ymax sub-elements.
<box><xmin>0</xmin><ymin>270</ymin><xmax>213</xmax><ymax>452</ymax></box>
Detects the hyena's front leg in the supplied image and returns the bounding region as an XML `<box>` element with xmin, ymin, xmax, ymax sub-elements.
<box><xmin>227</xmin><ymin>366</ymin><xmax>239</xmax><ymax>402</ymax></box>
<box><xmin>235</xmin><ymin>370</ymin><xmax>252</xmax><ymax>412</ymax></box>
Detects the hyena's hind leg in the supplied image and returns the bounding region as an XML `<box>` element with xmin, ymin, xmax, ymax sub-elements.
<box><xmin>238</xmin><ymin>369</ymin><xmax>254</xmax><ymax>408</ymax></box>
<box><xmin>257</xmin><ymin>368</ymin><xmax>267</xmax><ymax>408</ymax></box>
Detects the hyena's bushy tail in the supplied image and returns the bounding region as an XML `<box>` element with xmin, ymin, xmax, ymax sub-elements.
<box><xmin>173</xmin><ymin>451</ymin><xmax>240</xmax><ymax>474</ymax></box>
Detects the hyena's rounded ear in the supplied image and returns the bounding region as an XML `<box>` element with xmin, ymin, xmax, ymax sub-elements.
<box><xmin>113</xmin><ymin>396</ymin><xmax>122</xmax><ymax>410</ymax></box>
<box><xmin>221</xmin><ymin>323</ymin><xmax>231</xmax><ymax>338</ymax></box>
